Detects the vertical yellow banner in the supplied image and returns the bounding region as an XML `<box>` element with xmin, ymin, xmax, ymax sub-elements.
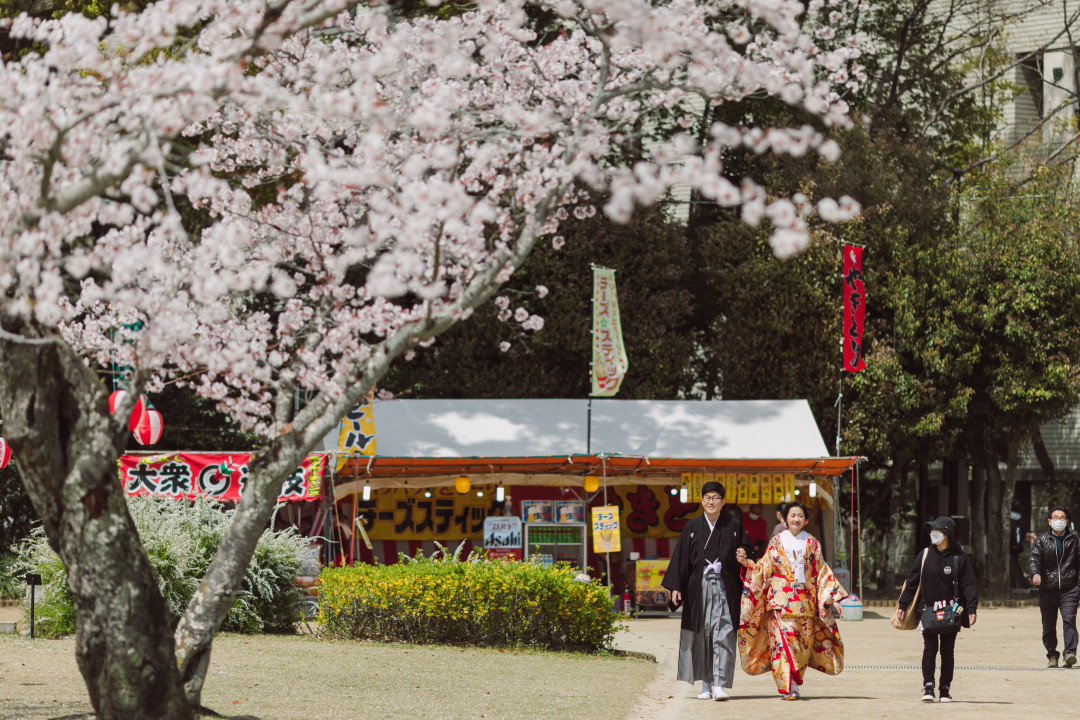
<box><xmin>748</xmin><ymin>474</ymin><xmax>760</xmax><ymax>504</ymax></box>
<box><xmin>692</xmin><ymin>473</ymin><xmax>703</xmax><ymax>502</ymax></box>
<box><xmin>761</xmin><ymin>474</ymin><xmax>773</xmax><ymax>504</ymax></box>
<box><xmin>699</xmin><ymin>473</ymin><xmax>712</xmax><ymax>502</ymax></box>
<box><xmin>336</xmin><ymin>394</ymin><xmax>377</xmax><ymax>470</ymax></box>
<box><xmin>592</xmin><ymin>505</ymin><xmax>621</xmax><ymax>553</ymax></box>
<box><xmin>736</xmin><ymin>474</ymin><xmax>749</xmax><ymax>505</ymax></box>
<box><xmin>773</xmin><ymin>475</ymin><xmax>786</xmax><ymax>504</ymax></box>
<box><xmin>724</xmin><ymin>473</ymin><xmax>736</xmax><ymax>500</ymax></box>
<box><xmin>681</xmin><ymin>472</ymin><xmax>692</xmax><ymax>500</ymax></box>
<box><xmin>783</xmin><ymin>473</ymin><xmax>796</xmax><ymax>502</ymax></box>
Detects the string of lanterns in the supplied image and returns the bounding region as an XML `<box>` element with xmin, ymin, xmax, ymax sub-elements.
<box><xmin>108</xmin><ymin>390</ymin><xmax>163</xmax><ymax>446</ymax></box>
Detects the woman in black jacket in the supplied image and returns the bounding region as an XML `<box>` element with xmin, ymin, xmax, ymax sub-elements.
<box><xmin>894</xmin><ymin>516</ymin><xmax>978</xmax><ymax>703</ymax></box>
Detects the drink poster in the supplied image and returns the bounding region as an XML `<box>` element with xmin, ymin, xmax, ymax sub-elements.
<box><xmin>483</xmin><ymin>516</ymin><xmax>523</xmax><ymax>561</ymax></box>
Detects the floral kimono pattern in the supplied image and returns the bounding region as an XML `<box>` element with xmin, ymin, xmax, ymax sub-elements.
<box><xmin>737</xmin><ymin>533</ymin><xmax>847</xmax><ymax>695</ymax></box>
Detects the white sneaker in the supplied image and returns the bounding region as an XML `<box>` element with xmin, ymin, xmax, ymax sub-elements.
<box><xmin>712</xmin><ymin>687</ymin><xmax>730</xmax><ymax>701</ymax></box>
<box><xmin>697</xmin><ymin>691</ymin><xmax>713</xmax><ymax>699</ymax></box>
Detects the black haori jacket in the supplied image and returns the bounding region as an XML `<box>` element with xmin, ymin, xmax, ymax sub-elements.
<box><xmin>661</xmin><ymin>513</ymin><xmax>754</xmax><ymax>632</ymax></box>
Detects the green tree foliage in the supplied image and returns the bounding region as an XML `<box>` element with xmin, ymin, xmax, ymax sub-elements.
<box><xmin>384</xmin><ymin>197</ymin><xmax>697</xmax><ymax>399</ymax></box>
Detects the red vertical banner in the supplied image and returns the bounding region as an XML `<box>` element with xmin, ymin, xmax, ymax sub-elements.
<box><xmin>842</xmin><ymin>244</ymin><xmax>866</xmax><ymax>372</ymax></box>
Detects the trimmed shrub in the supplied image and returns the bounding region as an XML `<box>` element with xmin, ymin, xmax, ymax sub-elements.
<box><xmin>12</xmin><ymin>496</ymin><xmax>309</xmax><ymax>637</ymax></box>
<box><xmin>319</xmin><ymin>548</ymin><xmax>618</xmax><ymax>652</ymax></box>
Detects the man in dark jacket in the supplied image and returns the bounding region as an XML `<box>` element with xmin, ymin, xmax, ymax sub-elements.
<box><xmin>1029</xmin><ymin>505</ymin><xmax>1079</xmax><ymax>668</ymax></box>
<box><xmin>661</xmin><ymin>481</ymin><xmax>754</xmax><ymax>701</ymax></box>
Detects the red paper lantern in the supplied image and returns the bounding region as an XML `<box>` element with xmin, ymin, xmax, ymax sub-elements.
<box><xmin>133</xmin><ymin>409</ymin><xmax>163</xmax><ymax>446</ymax></box>
<box><xmin>109</xmin><ymin>390</ymin><xmax>147</xmax><ymax>432</ymax></box>
<box><xmin>0</xmin><ymin>438</ymin><xmax>11</xmax><ymax>469</ymax></box>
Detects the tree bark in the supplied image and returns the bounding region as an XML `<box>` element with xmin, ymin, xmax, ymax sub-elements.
<box><xmin>1032</xmin><ymin>425</ymin><xmax>1058</xmax><ymax>485</ymax></box>
<box><xmin>172</xmin><ymin>435</ymin><xmax>311</xmax><ymax>705</ymax></box>
<box><xmin>969</xmin><ymin>462</ymin><xmax>986</xmax><ymax>590</ymax></box>
<box><xmin>0</xmin><ymin>332</ymin><xmax>190</xmax><ymax>720</ymax></box>
<box><xmin>983</xmin><ymin>434</ymin><xmax>1007</xmax><ymax>600</ymax></box>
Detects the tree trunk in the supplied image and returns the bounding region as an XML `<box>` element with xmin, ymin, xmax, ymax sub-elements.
<box><xmin>969</xmin><ymin>462</ymin><xmax>986</xmax><ymax>590</ymax></box>
<box><xmin>1032</xmin><ymin>425</ymin><xmax>1057</xmax><ymax>485</ymax></box>
<box><xmin>983</xmin><ymin>435</ymin><xmax>1007</xmax><ymax>600</ymax></box>
<box><xmin>173</xmin><ymin>436</ymin><xmax>312</xmax><ymax>706</ymax></box>
<box><xmin>0</xmin><ymin>333</ymin><xmax>191</xmax><ymax>720</ymax></box>
<box><xmin>1001</xmin><ymin>431</ymin><xmax>1021</xmax><ymax>594</ymax></box>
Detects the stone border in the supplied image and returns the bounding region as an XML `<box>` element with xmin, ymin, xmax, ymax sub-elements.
<box><xmin>860</xmin><ymin>598</ymin><xmax>1038</xmax><ymax>608</ymax></box>
<box><xmin>610</xmin><ymin>648</ymin><xmax>657</xmax><ymax>663</ymax></box>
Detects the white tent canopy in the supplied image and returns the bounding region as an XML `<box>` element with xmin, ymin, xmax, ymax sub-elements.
<box><xmin>322</xmin><ymin>398</ymin><xmax>832</xmax><ymax>459</ymax></box>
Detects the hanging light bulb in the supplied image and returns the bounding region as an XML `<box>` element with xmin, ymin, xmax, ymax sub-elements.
<box><xmin>679</xmin><ymin>487</ymin><xmax>688</xmax><ymax>503</ymax></box>
<box><xmin>496</xmin><ymin>484</ymin><xmax>505</xmax><ymax>502</ymax></box>
<box><xmin>476</xmin><ymin>490</ymin><xmax>484</xmax><ymax>498</ymax></box>
<box><xmin>669</xmin><ymin>487</ymin><xmax>678</xmax><ymax>496</ymax></box>
<box><xmin>424</xmin><ymin>490</ymin><xmax>432</xmax><ymax>498</ymax></box>
<box><xmin>809</xmin><ymin>481</ymin><xmax>817</xmax><ymax>498</ymax></box>
<box><xmin>362</xmin><ymin>483</ymin><xmax>371</xmax><ymax>501</ymax></box>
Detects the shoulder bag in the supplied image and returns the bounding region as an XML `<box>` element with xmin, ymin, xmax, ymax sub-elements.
<box><xmin>920</xmin><ymin>554</ymin><xmax>964</xmax><ymax>634</ymax></box>
<box><xmin>890</xmin><ymin>548</ymin><xmax>928</xmax><ymax>630</ymax></box>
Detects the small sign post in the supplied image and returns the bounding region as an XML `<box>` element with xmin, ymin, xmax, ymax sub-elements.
<box><xmin>25</xmin><ymin>573</ymin><xmax>41</xmax><ymax>639</ymax></box>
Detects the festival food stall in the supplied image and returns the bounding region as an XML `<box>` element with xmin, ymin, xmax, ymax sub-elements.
<box><xmin>321</xmin><ymin>398</ymin><xmax>861</xmax><ymax>591</ymax></box>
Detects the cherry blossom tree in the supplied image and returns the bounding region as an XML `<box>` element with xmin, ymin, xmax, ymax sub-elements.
<box><xmin>0</xmin><ymin>0</ymin><xmax>861</xmax><ymax>716</ymax></box>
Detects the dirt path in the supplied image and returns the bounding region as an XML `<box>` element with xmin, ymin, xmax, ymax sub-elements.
<box><xmin>615</xmin><ymin>606</ymin><xmax>1063</xmax><ymax>719</ymax></box>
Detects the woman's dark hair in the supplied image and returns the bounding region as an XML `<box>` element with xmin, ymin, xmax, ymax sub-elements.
<box><xmin>783</xmin><ymin>501</ymin><xmax>810</xmax><ymax>522</ymax></box>
<box><xmin>1050</xmin><ymin>505</ymin><xmax>1071</xmax><ymax>521</ymax></box>
<box><xmin>700</xmin><ymin>481</ymin><xmax>725</xmax><ymax>498</ymax></box>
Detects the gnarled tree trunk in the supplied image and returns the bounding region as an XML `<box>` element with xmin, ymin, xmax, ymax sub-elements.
<box><xmin>0</xmin><ymin>331</ymin><xmax>190</xmax><ymax>720</ymax></box>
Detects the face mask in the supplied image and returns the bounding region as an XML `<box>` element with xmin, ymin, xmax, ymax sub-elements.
<box><xmin>1052</xmin><ymin>519</ymin><xmax>1068</xmax><ymax>532</ymax></box>
<box><xmin>929</xmin><ymin>530</ymin><xmax>945</xmax><ymax>545</ymax></box>
<box><xmin>749</xmin><ymin>513</ymin><xmax>760</xmax><ymax>520</ymax></box>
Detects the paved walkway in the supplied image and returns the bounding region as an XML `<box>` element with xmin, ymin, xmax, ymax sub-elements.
<box><xmin>615</xmin><ymin>606</ymin><xmax>1069</xmax><ymax>719</ymax></box>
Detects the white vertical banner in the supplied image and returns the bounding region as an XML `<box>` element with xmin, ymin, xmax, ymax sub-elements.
<box><xmin>591</xmin><ymin>266</ymin><xmax>629</xmax><ymax>396</ymax></box>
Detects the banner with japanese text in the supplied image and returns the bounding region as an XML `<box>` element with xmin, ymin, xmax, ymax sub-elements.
<box><xmin>591</xmin><ymin>266</ymin><xmax>629</xmax><ymax>396</ymax></box>
<box><xmin>118</xmin><ymin>453</ymin><xmax>325</xmax><ymax>502</ymax></box>
<box><xmin>335</xmin><ymin>394</ymin><xmax>377</xmax><ymax>470</ymax></box>
<box><xmin>349</xmin><ymin>487</ymin><xmax>503</xmax><ymax>541</ymax></box>
<box><xmin>842</xmin><ymin>244</ymin><xmax>866</xmax><ymax>372</ymax></box>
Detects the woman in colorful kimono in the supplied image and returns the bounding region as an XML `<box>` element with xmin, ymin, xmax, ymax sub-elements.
<box><xmin>737</xmin><ymin>501</ymin><xmax>847</xmax><ymax>700</ymax></box>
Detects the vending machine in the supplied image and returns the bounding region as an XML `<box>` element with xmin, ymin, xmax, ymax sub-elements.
<box><xmin>522</xmin><ymin>500</ymin><xmax>587</xmax><ymax>568</ymax></box>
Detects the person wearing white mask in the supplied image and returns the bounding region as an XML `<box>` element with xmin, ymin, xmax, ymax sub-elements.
<box><xmin>1029</xmin><ymin>505</ymin><xmax>1079</xmax><ymax>668</ymax></box>
<box><xmin>737</xmin><ymin>501</ymin><xmax>847</xmax><ymax>700</ymax></box>
<box><xmin>895</xmin><ymin>516</ymin><xmax>978</xmax><ymax>703</ymax></box>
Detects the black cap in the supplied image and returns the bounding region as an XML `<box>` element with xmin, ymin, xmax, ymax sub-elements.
<box><xmin>925</xmin><ymin>516</ymin><xmax>956</xmax><ymax>538</ymax></box>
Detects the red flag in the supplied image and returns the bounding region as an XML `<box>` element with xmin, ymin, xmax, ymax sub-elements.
<box><xmin>842</xmin><ymin>245</ymin><xmax>866</xmax><ymax>372</ymax></box>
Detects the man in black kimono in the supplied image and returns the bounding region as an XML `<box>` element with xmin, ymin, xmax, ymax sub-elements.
<box><xmin>661</xmin><ymin>481</ymin><xmax>753</xmax><ymax>701</ymax></box>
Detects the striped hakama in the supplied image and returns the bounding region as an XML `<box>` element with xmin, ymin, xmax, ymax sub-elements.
<box><xmin>677</xmin><ymin>566</ymin><xmax>736</xmax><ymax>689</ymax></box>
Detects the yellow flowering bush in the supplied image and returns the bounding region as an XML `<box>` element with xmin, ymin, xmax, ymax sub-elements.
<box><xmin>319</xmin><ymin>550</ymin><xmax>617</xmax><ymax>652</ymax></box>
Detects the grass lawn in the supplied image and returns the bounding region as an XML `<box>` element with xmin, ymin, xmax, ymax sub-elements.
<box><xmin>0</xmin><ymin>631</ymin><xmax>656</xmax><ymax>720</ymax></box>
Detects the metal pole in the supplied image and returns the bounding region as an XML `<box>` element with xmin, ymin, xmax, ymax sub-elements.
<box><xmin>587</xmin><ymin>397</ymin><xmax>592</xmax><ymax>455</ymax></box>
<box><xmin>602</xmin><ymin>456</ymin><xmax>611</xmax><ymax>587</ymax></box>
<box><xmin>834</xmin><ymin>374</ymin><xmax>843</xmax><ymax>457</ymax></box>
<box><xmin>857</xmin><ymin>464</ymin><xmax>863</xmax><ymax>601</ymax></box>
<box><xmin>29</xmin><ymin>585</ymin><xmax>34</xmax><ymax>639</ymax></box>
